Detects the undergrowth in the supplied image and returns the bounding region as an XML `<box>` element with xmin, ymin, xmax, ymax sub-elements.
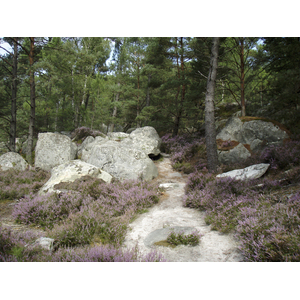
<box><xmin>0</xmin><ymin>168</ymin><xmax>50</xmax><ymax>201</ymax></box>
<box><xmin>178</xmin><ymin>134</ymin><xmax>300</xmax><ymax>262</ymax></box>
<box><xmin>11</xmin><ymin>177</ymin><xmax>160</xmax><ymax>252</ymax></box>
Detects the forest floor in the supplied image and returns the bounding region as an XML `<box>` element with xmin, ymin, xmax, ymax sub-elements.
<box><xmin>123</xmin><ymin>155</ymin><xmax>243</xmax><ymax>262</ymax></box>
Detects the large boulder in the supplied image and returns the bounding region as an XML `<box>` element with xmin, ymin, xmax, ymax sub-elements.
<box><xmin>218</xmin><ymin>143</ymin><xmax>251</xmax><ymax>165</ymax></box>
<box><xmin>216</xmin><ymin>163</ymin><xmax>270</xmax><ymax>181</ymax></box>
<box><xmin>77</xmin><ymin>136</ymin><xmax>95</xmax><ymax>158</ymax></box>
<box><xmin>239</xmin><ymin>119</ymin><xmax>289</xmax><ymax>151</ymax></box>
<box><xmin>217</xmin><ymin>116</ymin><xmax>289</xmax><ymax>152</ymax></box>
<box><xmin>35</xmin><ymin>133</ymin><xmax>77</xmax><ymax>171</ymax></box>
<box><xmin>216</xmin><ymin>116</ymin><xmax>290</xmax><ymax>164</ymax></box>
<box><xmin>81</xmin><ymin>135</ymin><xmax>109</xmax><ymax>162</ymax></box>
<box><xmin>0</xmin><ymin>152</ymin><xmax>29</xmax><ymax>171</ymax></box>
<box><xmin>39</xmin><ymin>159</ymin><xmax>112</xmax><ymax>195</ymax></box>
<box><xmin>120</xmin><ymin>126</ymin><xmax>161</xmax><ymax>157</ymax></box>
<box><xmin>84</xmin><ymin>140</ymin><xmax>158</xmax><ymax>181</ymax></box>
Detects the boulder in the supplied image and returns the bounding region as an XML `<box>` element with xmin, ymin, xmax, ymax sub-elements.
<box><xmin>217</xmin><ymin>116</ymin><xmax>289</xmax><ymax>152</ymax></box>
<box><xmin>239</xmin><ymin>119</ymin><xmax>289</xmax><ymax>151</ymax></box>
<box><xmin>107</xmin><ymin>132</ymin><xmax>130</xmax><ymax>141</ymax></box>
<box><xmin>39</xmin><ymin>159</ymin><xmax>112</xmax><ymax>195</ymax></box>
<box><xmin>77</xmin><ymin>136</ymin><xmax>95</xmax><ymax>158</ymax></box>
<box><xmin>81</xmin><ymin>135</ymin><xmax>109</xmax><ymax>162</ymax></box>
<box><xmin>218</xmin><ymin>143</ymin><xmax>251</xmax><ymax>164</ymax></box>
<box><xmin>29</xmin><ymin>237</ymin><xmax>54</xmax><ymax>251</ymax></box>
<box><xmin>35</xmin><ymin>133</ymin><xmax>77</xmax><ymax>171</ymax></box>
<box><xmin>216</xmin><ymin>116</ymin><xmax>290</xmax><ymax>164</ymax></box>
<box><xmin>216</xmin><ymin>116</ymin><xmax>243</xmax><ymax>142</ymax></box>
<box><xmin>216</xmin><ymin>163</ymin><xmax>270</xmax><ymax>181</ymax></box>
<box><xmin>0</xmin><ymin>152</ymin><xmax>29</xmax><ymax>171</ymax></box>
<box><xmin>120</xmin><ymin>126</ymin><xmax>161</xmax><ymax>157</ymax></box>
<box><xmin>84</xmin><ymin>140</ymin><xmax>158</xmax><ymax>181</ymax></box>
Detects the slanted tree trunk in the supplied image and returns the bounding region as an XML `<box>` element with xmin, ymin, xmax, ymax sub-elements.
<box><xmin>26</xmin><ymin>37</ymin><xmax>36</xmax><ymax>165</ymax></box>
<box><xmin>205</xmin><ymin>37</ymin><xmax>220</xmax><ymax>173</ymax></box>
<box><xmin>9</xmin><ymin>38</ymin><xmax>18</xmax><ymax>152</ymax></box>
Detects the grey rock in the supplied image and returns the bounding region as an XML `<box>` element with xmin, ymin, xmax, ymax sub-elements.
<box><xmin>107</xmin><ymin>132</ymin><xmax>129</xmax><ymax>141</ymax></box>
<box><xmin>216</xmin><ymin>163</ymin><xmax>270</xmax><ymax>181</ymax></box>
<box><xmin>81</xmin><ymin>135</ymin><xmax>109</xmax><ymax>162</ymax></box>
<box><xmin>77</xmin><ymin>136</ymin><xmax>95</xmax><ymax>158</ymax></box>
<box><xmin>216</xmin><ymin>117</ymin><xmax>243</xmax><ymax>142</ymax></box>
<box><xmin>159</xmin><ymin>183</ymin><xmax>180</xmax><ymax>190</ymax></box>
<box><xmin>218</xmin><ymin>143</ymin><xmax>251</xmax><ymax>164</ymax></box>
<box><xmin>0</xmin><ymin>152</ymin><xmax>29</xmax><ymax>171</ymax></box>
<box><xmin>121</xmin><ymin>126</ymin><xmax>161</xmax><ymax>156</ymax></box>
<box><xmin>85</xmin><ymin>140</ymin><xmax>158</xmax><ymax>181</ymax></box>
<box><xmin>35</xmin><ymin>133</ymin><xmax>77</xmax><ymax>171</ymax></box>
<box><xmin>217</xmin><ymin>116</ymin><xmax>289</xmax><ymax>152</ymax></box>
<box><xmin>32</xmin><ymin>237</ymin><xmax>54</xmax><ymax>251</ymax></box>
<box><xmin>39</xmin><ymin>159</ymin><xmax>112</xmax><ymax>195</ymax></box>
<box><xmin>240</xmin><ymin>120</ymin><xmax>289</xmax><ymax>151</ymax></box>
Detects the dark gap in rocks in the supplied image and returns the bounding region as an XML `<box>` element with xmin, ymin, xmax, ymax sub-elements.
<box><xmin>149</xmin><ymin>154</ymin><xmax>162</xmax><ymax>161</ymax></box>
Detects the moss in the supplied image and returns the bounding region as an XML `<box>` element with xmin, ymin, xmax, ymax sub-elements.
<box><xmin>154</xmin><ymin>240</ymin><xmax>176</xmax><ymax>248</ymax></box>
<box><xmin>239</xmin><ymin>116</ymin><xmax>291</xmax><ymax>136</ymax></box>
<box><xmin>216</xmin><ymin>139</ymin><xmax>240</xmax><ymax>151</ymax></box>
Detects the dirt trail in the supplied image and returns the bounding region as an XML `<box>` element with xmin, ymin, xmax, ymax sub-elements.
<box><xmin>123</xmin><ymin>155</ymin><xmax>243</xmax><ymax>262</ymax></box>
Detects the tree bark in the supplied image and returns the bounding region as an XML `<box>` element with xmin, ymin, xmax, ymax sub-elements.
<box><xmin>146</xmin><ymin>74</ymin><xmax>151</xmax><ymax>107</ymax></box>
<box><xmin>173</xmin><ymin>37</ymin><xmax>186</xmax><ymax>137</ymax></box>
<box><xmin>108</xmin><ymin>82</ymin><xmax>120</xmax><ymax>133</ymax></box>
<box><xmin>205</xmin><ymin>37</ymin><xmax>220</xmax><ymax>173</ymax></box>
<box><xmin>26</xmin><ymin>37</ymin><xmax>36</xmax><ymax>165</ymax></box>
<box><xmin>240</xmin><ymin>38</ymin><xmax>246</xmax><ymax>116</ymax></box>
<box><xmin>9</xmin><ymin>38</ymin><xmax>18</xmax><ymax>152</ymax></box>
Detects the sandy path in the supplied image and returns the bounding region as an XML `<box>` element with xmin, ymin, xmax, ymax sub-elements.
<box><xmin>123</xmin><ymin>156</ymin><xmax>243</xmax><ymax>262</ymax></box>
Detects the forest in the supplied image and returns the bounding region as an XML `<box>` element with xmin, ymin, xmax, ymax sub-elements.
<box><xmin>1</xmin><ymin>37</ymin><xmax>300</xmax><ymax>265</ymax></box>
<box><xmin>1</xmin><ymin>37</ymin><xmax>300</xmax><ymax>165</ymax></box>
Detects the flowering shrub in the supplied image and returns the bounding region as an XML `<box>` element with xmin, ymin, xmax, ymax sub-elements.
<box><xmin>260</xmin><ymin>140</ymin><xmax>300</xmax><ymax>170</ymax></box>
<box><xmin>166</xmin><ymin>230</ymin><xmax>202</xmax><ymax>246</ymax></box>
<box><xmin>183</xmin><ymin>166</ymin><xmax>300</xmax><ymax>261</ymax></box>
<box><xmin>12</xmin><ymin>178</ymin><xmax>160</xmax><ymax>248</ymax></box>
<box><xmin>0</xmin><ymin>226</ymin><xmax>46</xmax><ymax>262</ymax></box>
<box><xmin>47</xmin><ymin>245</ymin><xmax>166</xmax><ymax>262</ymax></box>
<box><xmin>0</xmin><ymin>226</ymin><xmax>166</xmax><ymax>262</ymax></box>
<box><xmin>236</xmin><ymin>191</ymin><xmax>300</xmax><ymax>261</ymax></box>
<box><xmin>0</xmin><ymin>168</ymin><xmax>50</xmax><ymax>201</ymax></box>
<box><xmin>161</xmin><ymin>133</ymin><xmax>207</xmax><ymax>172</ymax></box>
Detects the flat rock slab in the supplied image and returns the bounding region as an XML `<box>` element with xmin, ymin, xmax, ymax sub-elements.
<box><xmin>159</xmin><ymin>183</ymin><xmax>180</xmax><ymax>190</ymax></box>
<box><xmin>144</xmin><ymin>226</ymin><xmax>195</xmax><ymax>247</ymax></box>
<box><xmin>216</xmin><ymin>163</ymin><xmax>270</xmax><ymax>180</ymax></box>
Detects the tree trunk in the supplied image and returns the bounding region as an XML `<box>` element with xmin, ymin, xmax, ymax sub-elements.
<box><xmin>240</xmin><ymin>38</ymin><xmax>246</xmax><ymax>116</ymax></box>
<box><xmin>146</xmin><ymin>74</ymin><xmax>151</xmax><ymax>107</ymax></box>
<box><xmin>108</xmin><ymin>82</ymin><xmax>120</xmax><ymax>133</ymax></box>
<box><xmin>205</xmin><ymin>37</ymin><xmax>220</xmax><ymax>173</ymax></box>
<box><xmin>26</xmin><ymin>37</ymin><xmax>36</xmax><ymax>165</ymax></box>
<box><xmin>136</xmin><ymin>54</ymin><xmax>141</xmax><ymax>128</ymax></box>
<box><xmin>9</xmin><ymin>38</ymin><xmax>18</xmax><ymax>152</ymax></box>
<box><xmin>172</xmin><ymin>38</ymin><xmax>181</xmax><ymax>137</ymax></box>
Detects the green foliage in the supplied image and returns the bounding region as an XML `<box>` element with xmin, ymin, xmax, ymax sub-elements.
<box><xmin>166</xmin><ymin>230</ymin><xmax>202</xmax><ymax>246</ymax></box>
